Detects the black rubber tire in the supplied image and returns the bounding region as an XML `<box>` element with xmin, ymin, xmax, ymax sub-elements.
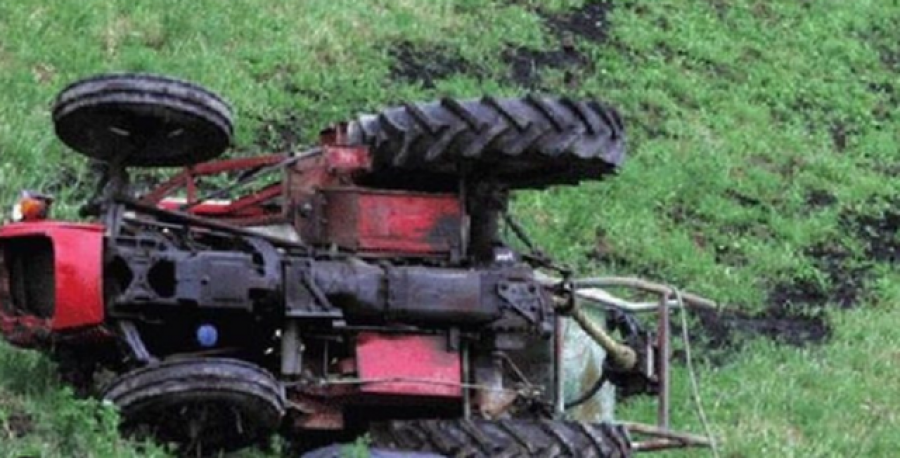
<box><xmin>52</xmin><ymin>73</ymin><xmax>234</xmax><ymax>167</ymax></box>
<box><xmin>369</xmin><ymin>418</ymin><xmax>633</xmax><ymax>458</ymax></box>
<box><xmin>302</xmin><ymin>444</ymin><xmax>447</xmax><ymax>458</ymax></box>
<box><xmin>347</xmin><ymin>95</ymin><xmax>625</xmax><ymax>188</ymax></box>
<box><xmin>101</xmin><ymin>358</ymin><xmax>285</xmax><ymax>454</ymax></box>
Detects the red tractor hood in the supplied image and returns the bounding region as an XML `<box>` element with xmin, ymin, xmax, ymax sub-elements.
<box><xmin>0</xmin><ymin>221</ymin><xmax>105</xmax><ymax>345</ymax></box>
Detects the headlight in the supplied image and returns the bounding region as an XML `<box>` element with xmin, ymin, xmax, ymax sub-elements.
<box><xmin>11</xmin><ymin>191</ymin><xmax>53</xmax><ymax>222</ymax></box>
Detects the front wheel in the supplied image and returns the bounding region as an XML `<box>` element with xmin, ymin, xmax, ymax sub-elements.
<box><xmin>101</xmin><ymin>357</ymin><xmax>285</xmax><ymax>454</ymax></box>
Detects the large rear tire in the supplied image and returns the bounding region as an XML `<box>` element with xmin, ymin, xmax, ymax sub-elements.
<box><xmin>347</xmin><ymin>95</ymin><xmax>626</xmax><ymax>188</ymax></box>
<box><xmin>369</xmin><ymin>418</ymin><xmax>632</xmax><ymax>458</ymax></box>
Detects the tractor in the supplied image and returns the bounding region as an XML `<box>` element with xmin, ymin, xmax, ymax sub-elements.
<box><xmin>0</xmin><ymin>73</ymin><xmax>713</xmax><ymax>456</ymax></box>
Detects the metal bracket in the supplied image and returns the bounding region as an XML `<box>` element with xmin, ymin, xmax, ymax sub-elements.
<box><xmin>117</xmin><ymin>320</ymin><xmax>156</xmax><ymax>364</ymax></box>
<box><xmin>497</xmin><ymin>280</ymin><xmax>543</xmax><ymax>325</ymax></box>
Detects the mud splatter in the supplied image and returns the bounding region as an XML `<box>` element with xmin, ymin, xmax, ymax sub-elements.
<box><xmin>691</xmin><ymin>303</ymin><xmax>829</xmax><ymax>350</ymax></box>
<box><xmin>804</xmin><ymin>189</ymin><xmax>837</xmax><ymax>211</ymax></box>
<box><xmin>540</xmin><ymin>2</ymin><xmax>613</xmax><ymax>43</ymax></box>
<box><xmin>0</xmin><ymin>395</ymin><xmax>33</xmax><ymax>439</ymax></box>
<box><xmin>388</xmin><ymin>41</ymin><xmax>485</xmax><ymax>89</ymax></box>
<box><xmin>501</xmin><ymin>1</ymin><xmax>612</xmax><ymax>89</ymax></box>
<box><xmin>502</xmin><ymin>44</ymin><xmax>589</xmax><ymax>90</ymax></box>
<box><xmin>694</xmin><ymin>240</ymin><xmax>868</xmax><ymax>354</ymax></box>
<box><xmin>841</xmin><ymin>199</ymin><xmax>900</xmax><ymax>263</ymax></box>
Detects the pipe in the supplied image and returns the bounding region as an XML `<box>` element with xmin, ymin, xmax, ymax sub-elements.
<box><xmin>534</xmin><ymin>272</ymin><xmax>683</xmax><ymax>313</ymax></box>
<box><xmin>567</xmin><ymin>301</ymin><xmax>637</xmax><ymax>371</ymax></box>
<box><xmin>535</xmin><ymin>272</ymin><xmax>719</xmax><ymax>313</ymax></box>
<box><xmin>553</xmin><ymin>315</ymin><xmax>565</xmax><ymax>416</ymax></box>
<box><xmin>118</xmin><ymin>196</ymin><xmax>308</xmax><ymax>249</ymax></box>
<box><xmin>572</xmin><ymin>277</ymin><xmax>718</xmax><ymax>311</ymax></box>
<box><xmin>575</xmin><ymin>287</ymin><xmax>680</xmax><ymax>313</ymax></box>
<box><xmin>462</xmin><ymin>341</ymin><xmax>472</xmax><ymax>420</ymax></box>
<box><xmin>621</xmin><ymin>421</ymin><xmax>712</xmax><ymax>451</ymax></box>
<box><xmin>657</xmin><ymin>293</ymin><xmax>670</xmax><ymax>428</ymax></box>
<box><xmin>281</xmin><ymin>320</ymin><xmax>302</xmax><ymax>377</ymax></box>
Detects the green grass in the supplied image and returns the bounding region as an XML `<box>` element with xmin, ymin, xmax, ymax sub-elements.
<box><xmin>0</xmin><ymin>343</ymin><xmax>170</xmax><ymax>457</ymax></box>
<box><xmin>1</xmin><ymin>0</ymin><xmax>899</xmax><ymax>456</ymax></box>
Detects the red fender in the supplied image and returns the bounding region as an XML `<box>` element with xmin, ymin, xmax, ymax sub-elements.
<box><xmin>0</xmin><ymin>222</ymin><xmax>104</xmax><ymax>340</ymax></box>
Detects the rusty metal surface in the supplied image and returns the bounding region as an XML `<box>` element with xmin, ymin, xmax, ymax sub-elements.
<box><xmin>141</xmin><ymin>154</ymin><xmax>290</xmax><ymax>226</ymax></box>
<box><xmin>119</xmin><ymin>196</ymin><xmax>305</xmax><ymax>249</ymax></box>
<box><xmin>312</xmin><ymin>187</ymin><xmax>461</xmax><ymax>256</ymax></box>
<box><xmin>289</xmin><ymin>394</ymin><xmax>346</xmax><ymax>430</ymax></box>
<box><xmin>287</xmin><ymin>143</ymin><xmax>372</xmax><ymax>238</ymax></box>
<box><xmin>141</xmin><ymin>155</ymin><xmax>286</xmax><ymax>203</ymax></box>
<box><xmin>322</xmin><ymin>142</ymin><xmax>372</xmax><ymax>173</ymax></box>
<box><xmin>157</xmin><ymin>183</ymin><xmax>282</xmax><ymax>220</ymax></box>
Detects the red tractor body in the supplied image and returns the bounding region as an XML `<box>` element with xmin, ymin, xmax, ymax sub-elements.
<box><xmin>0</xmin><ymin>222</ymin><xmax>105</xmax><ymax>338</ymax></box>
<box><xmin>0</xmin><ymin>73</ymin><xmax>713</xmax><ymax>457</ymax></box>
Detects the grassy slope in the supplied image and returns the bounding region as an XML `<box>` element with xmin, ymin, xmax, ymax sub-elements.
<box><xmin>0</xmin><ymin>0</ymin><xmax>899</xmax><ymax>456</ymax></box>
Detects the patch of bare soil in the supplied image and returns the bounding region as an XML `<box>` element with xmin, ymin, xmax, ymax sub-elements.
<box><xmin>388</xmin><ymin>41</ymin><xmax>486</xmax><ymax>89</ymax></box>
<box><xmin>842</xmin><ymin>199</ymin><xmax>900</xmax><ymax>264</ymax></box>
<box><xmin>540</xmin><ymin>2</ymin><xmax>613</xmax><ymax>43</ymax></box>
<box><xmin>692</xmin><ymin>239</ymin><xmax>868</xmax><ymax>356</ymax></box>
<box><xmin>804</xmin><ymin>189</ymin><xmax>837</xmax><ymax>212</ymax></box>
<box><xmin>0</xmin><ymin>394</ymin><xmax>33</xmax><ymax>439</ymax></box>
<box><xmin>590</xmin><ymin>235</ymin><xmax>865</xmax><ymax>358</ymax></box>
<box><xmin>692</xmin><ymin>303</ymin><xmax>829</xmax><ymax>350</ymax></box>
<box><xmin>502</xmin><ymin>43</ymin><xmax>589</xmax><ymax>90</ymax></box>
<box><xmin>502</xmin><ymin>1</ymin><xmax>612</xmax><ymax>89</ymax></box>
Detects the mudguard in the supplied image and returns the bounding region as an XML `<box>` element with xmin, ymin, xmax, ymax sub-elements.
<box><xmin>0</xmin><ymin>221</ymin><xmax>104</xmax><ymax>345</ymax></box>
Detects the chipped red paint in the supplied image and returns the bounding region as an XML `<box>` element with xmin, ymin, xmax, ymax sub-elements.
<box><xmin>0</xmin><ymin>221</ymin><xmax>104</xmax><ymax>333</ymax></box>
<box><xmin>142</xmin><ymin>155</ymin><xmax>288</xmax><ymax>226</ymax></box>
<box><xmin>156</xmin><ymin>182</ymin><xmax>284</xmax><ymax>226</ymax></box>
<box><xmin>355</xmin><ymin>333</ymin><xmax>462</xmax><ymax>398</ymax></box>
<box><xmin>141</xmin><ymin>155</ymin><xmax>287</xmax><ymax>204</ymax></box>
<box><xmin>0</xmin><ymin>313</ymin><xmax>50</xmax><ymax>347</ymax></box>
<box><xmin>288</xmin><ymin>394</ymin><xmax>346</xmax><ymax>430</ymax></box>
<box><xmin>315</xmin><ymin>188</ymin><xmax>462</xmax><ymax>255</ymax></box>
<box><xmin>323</xmin><ymin>144</ymin><xmax>372</xmax><ymax>173</ymax></box>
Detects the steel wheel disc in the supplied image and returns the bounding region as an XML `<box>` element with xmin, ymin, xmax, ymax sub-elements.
<box><xmin>52</xmin><ymin>73</ymin><xmax>234</xmax><ymax>167</ymax></box>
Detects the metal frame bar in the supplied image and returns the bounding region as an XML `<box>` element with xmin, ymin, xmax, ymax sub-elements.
<box><xmin>140</xmin><ymin>155</ymin><xmax>287</xmax><ymax>204</ymax></box>
<box><xmin>622</xmin><ymin>421</ymin><xmax>712</xmax><ymax>451</ymax></box>
<box><xmin>117</xmin><ymin>196</ymin><xmax>307</xmax><ymax>249</ymax></box>
<box><xmin>137</xmin><ymin>154</ymin><xmax>292</xmax><ymax>226</ymax></box>
<box><xmin>538</xmin><ymin>272</ymin><xmax>717</xmax><ymax>452</ymax></box>
<box><xmin>656</xmin><ymin>293</ymin><xmax>670</xmax><ymax>429</ymax></box>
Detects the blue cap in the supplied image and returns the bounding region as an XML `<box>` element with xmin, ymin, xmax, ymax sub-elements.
<box><xmin>196</xmin><ymin>324</ymin><xmax>218</xmax><ymax>348</ymax></box>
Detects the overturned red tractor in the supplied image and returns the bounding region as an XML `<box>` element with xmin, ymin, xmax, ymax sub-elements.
<box><xmin>0</xmin><ymin>74</ymin><xmax>713</xmax><ymax>456</ymax></box>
